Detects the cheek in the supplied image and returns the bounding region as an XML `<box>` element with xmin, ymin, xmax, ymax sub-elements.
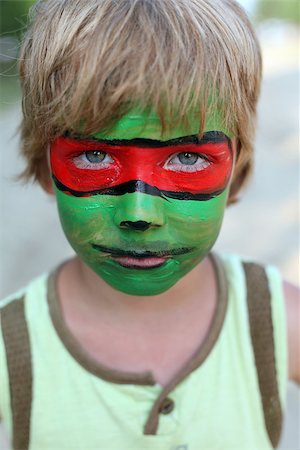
<box><xmin>55</xmin><ymin>189</ymin><xmax>115</xmax><ymax>248</ymax></box>
<box><xmin>54</xmin><ymin>178</ymin><xmax>228</xmax><ymax>274</ymax></box>
<box><xmin>166</xmin><ymin>190</ymin><xmax>228</xmax><ymax>245</ymax></box>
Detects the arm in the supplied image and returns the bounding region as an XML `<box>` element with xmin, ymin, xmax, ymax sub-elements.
<box><xmin>284</xmin><ymin>281</ymin><xmax>300</xmax><ymax>384</ymax></box>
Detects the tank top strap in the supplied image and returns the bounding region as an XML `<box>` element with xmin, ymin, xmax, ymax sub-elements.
<box><xmin>243</xmin><ymin>261</ymin><xmax>283</xmax><ymax>448</ymax></box>
<box><xmin>1</xmin><ymin>296</ymin><xmax>32</xmax><ymax>450</ymax></box>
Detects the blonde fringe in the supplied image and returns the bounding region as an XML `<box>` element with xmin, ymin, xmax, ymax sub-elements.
<box><xmin>19</xmin><ymin>0</ymin><xmax>262</xmax><ymax>199</ymax></box>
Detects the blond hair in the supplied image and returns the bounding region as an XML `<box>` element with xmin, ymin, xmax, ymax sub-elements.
<box><xmin>19</xmin><ymin>0</ymin><xmax>262</xmax><ymax>198</ymax></box>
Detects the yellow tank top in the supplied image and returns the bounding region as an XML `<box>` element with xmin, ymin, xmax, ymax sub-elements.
<box><xmin>0</xmin><ymin>253</ymin><xmax>287</xmax><ymax>449</ymax></box>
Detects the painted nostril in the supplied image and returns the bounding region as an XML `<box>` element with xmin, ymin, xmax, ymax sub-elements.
<box><xmin>120</xmin><ymin>220</ymin><xmax>151</xmax><ymax>231</ymax></box>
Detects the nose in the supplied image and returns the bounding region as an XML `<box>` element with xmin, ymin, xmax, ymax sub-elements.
<box><xmin>114</xmin><ymin>192</ymin><xmax>166</xmax><ymax>231</ymax></box>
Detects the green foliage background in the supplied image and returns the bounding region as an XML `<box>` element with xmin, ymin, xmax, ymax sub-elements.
<box><xmin>256</xmin><ymin>0</ymin><xmax>300</xmax><ymax>24</ymax></box>
<box><xmin>0</xmin><ymin>1</ymin><xmax>34</xmax><ymax>36</ymax></box>
<box><xmin>0</xmin><ymin>1</ymin><xmax>35</xmax><ymax>107</ymax></box>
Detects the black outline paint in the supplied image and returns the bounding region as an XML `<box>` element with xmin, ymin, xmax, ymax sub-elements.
<box><xmin>91</xmin><ymin>244</ymin><xmax>195</xmax><ymax>258</ymax></box>
<box><xmin>63</xmin><ymin>130</ymin><xmax>230</xmax><ymax>148</ymax></box>
<box><xmin>53</xmin><ymin>176</ymin><xmax>225</xmax><ymax>201</ymax></box>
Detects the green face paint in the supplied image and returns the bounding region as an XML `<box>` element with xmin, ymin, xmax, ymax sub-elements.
<box><xmin>51</xmin><ymin>110</ymin><xmax>233</xmax><ymax>296</ymax></box>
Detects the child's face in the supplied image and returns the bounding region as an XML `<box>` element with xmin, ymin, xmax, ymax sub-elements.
<box><xmin>50</xmin><ymin>111</ymin><xmax>234</xmax><ymax>295</ymax></box>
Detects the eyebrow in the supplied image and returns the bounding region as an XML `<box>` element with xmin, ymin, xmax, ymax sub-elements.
<box><xmin>63</xmin><ymin>130</ymin><xmax>230</xmax><ymax>147</ymax></box>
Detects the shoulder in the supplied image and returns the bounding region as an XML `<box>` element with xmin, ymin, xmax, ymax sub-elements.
<box><xmin>0</xmin><ymin>273</ymin><xmax>49</xmax><ymax>371</ymax></box>
<box><xmin>0</xmin><ymin>272</ymin><xmax>49</xmax><ymax>311</ymax></box>
<box><xmin>217</xmin><ymin>252</ymin><xmax>299</xmax><ymax>385</ymax></box>
<box><xmin>216</xmin><ymin>251</ymin><xmax>284</xmax><ymax>298</ymax></box>
<box><xmin>0</xmin><ymin>272</ymin><xmax>49</xmax><ymax>344</ymax></box>
<box><xmin>216</xmin><ymin>252</ymin><xmax>283</xmax><ymax>298</ymax></box>
<box><xmin>0</xmin><ymin>276</ymin><xmax>48</xmax><ymax>432</ymax></box>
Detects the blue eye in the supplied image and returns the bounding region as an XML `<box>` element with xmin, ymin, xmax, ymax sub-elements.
<box><xmin>73</xmin><ymin>150</ymin><xmax>114</xmax><ymax>169</ymax></box>
<box><xmin>164</xmin><ymin>152</ymin><xmax>210</xmax><ymax>173</ymax></box>
<box><xmin>85</xmin><ymin>150</ymin><xmax>106</xmax><ymax>163</ymax></box>
<box><xmin>177</xmin><ymin>152</ymin><xmax>199</xmax><ymax>165</ymax></box>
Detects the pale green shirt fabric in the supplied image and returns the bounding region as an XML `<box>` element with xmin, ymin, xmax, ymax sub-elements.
<box><xmin>0</xmin><ymin>253</ymin><xmax>287</xmax><ymax>449</ymax></box>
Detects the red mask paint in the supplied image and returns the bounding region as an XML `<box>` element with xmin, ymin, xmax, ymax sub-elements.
<box><xmin>50</xmin><ymin>134</ymin><xmax>233</xmax><ymax>198</ymax></box>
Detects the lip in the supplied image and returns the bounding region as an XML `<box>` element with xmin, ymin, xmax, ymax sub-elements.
<box><xmin>91</xmin><ymin>243</ymin><xmax>195</xmax><ymax>270</ymax></box>
<box><xmin>112</xmin><ymin>255</ymin><xmax>168</xmax><ymax>269</ymax></box>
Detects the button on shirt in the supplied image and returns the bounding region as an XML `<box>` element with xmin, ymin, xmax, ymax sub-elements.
<box><xmin>159</xmin><ymin>398</ymin><xmax>175</xmax><ymax>415</ymax></box>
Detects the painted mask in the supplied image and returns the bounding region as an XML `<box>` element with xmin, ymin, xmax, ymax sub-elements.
<box><xmin>50</xmin><ymin>111</ymin><xmax>234</xmax><ymax>295</ymax></box>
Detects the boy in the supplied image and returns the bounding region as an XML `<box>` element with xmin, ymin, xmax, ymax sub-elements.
<box><xmin>0</xmin><ymin>0</ymin><xmax>299</xmax><ymax>449</ymax></box>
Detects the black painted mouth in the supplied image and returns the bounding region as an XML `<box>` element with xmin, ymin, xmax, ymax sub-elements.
<box><xmin>91</xmin><ymin>244</ymin><xmax>195</xmax><ymax>258</ymax></box>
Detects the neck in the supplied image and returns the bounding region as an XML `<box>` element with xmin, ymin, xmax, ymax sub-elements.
<box><xmin>59</xmin><ymin>255</ymin><xmax>215</xmax><ymax>326</ymax></box>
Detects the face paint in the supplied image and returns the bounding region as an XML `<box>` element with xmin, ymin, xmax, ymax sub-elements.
<box><xmin>51</xmin><ymin>132</ymin><xmax>232</xmax><ymax>200</ymax></box>
<box><xmin>50</xmin><ymin>112</ymin><xmax>234</xmax><ymax>296</ymax></box>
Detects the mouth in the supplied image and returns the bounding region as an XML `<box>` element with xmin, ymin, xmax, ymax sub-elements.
<box><xmin>112</xmin><ymin>255</ymin><xmax>168</xmax><ymax>269</ymax></box>
<box><xmin>91</xmin><ymin>244</ymin><xmax>194</xmax><ymax>270</ymax></box>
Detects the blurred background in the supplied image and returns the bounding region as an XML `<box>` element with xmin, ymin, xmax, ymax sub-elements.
<box><xmin>0</xmin><ymin>0</ymin><xmax>299</xmax><ymax>449</ymax></box>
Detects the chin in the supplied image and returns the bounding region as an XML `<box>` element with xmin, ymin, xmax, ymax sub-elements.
<box><xmin>97</xmin><ymin>266</ymin><xmax>181</xmax><ymax>297</ymax></box>
<box><xmin>86</xmin><ymin>255</ymin><xmax>202</xmax><ymax>297</ymax></box>
<box><xmin>109</xmin><ymin>281</ymin><xmax>176</xmax><ymax>297</ymax></box>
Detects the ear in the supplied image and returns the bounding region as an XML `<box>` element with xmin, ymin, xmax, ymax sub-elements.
<box><xmin>40</xmin><ymin>173</ymin><xmax>54</xmax><ymax>194</ymax></box>
<box><xmin>39</xmin><ymin>148</ymin><xmax>54</xmax><ymax>195</ymax></box>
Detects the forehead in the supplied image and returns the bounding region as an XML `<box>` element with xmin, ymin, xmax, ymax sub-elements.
<box><xmin>89</xmin><ymin>107</ymin><xmax>230</xmax><ymax>141</ymax></box>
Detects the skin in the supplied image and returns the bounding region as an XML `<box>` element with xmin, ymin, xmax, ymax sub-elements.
<box><xmin>50</xmin><ymin>110</ymin><xmax>234</xmax><ymax>295</ymax></box>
